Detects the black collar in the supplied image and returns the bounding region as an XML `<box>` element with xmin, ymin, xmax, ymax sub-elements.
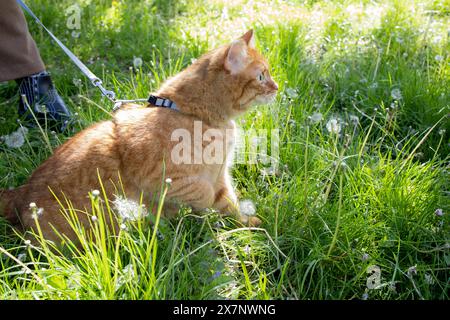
<box><xmin>147</xmin><ymin>95</ymin><xmax>178</xmax><ymax>111</ymax></box>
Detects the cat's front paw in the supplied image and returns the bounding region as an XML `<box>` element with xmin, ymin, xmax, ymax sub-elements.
<box><xmin>239</xmin><ymin>214</ymin><xmax>262</xmax><ymax>227</ymax></box>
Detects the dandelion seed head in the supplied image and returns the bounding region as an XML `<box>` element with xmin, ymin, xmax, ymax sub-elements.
<box><xmin>239</xmin><ymin>200</ymin><xmax>256</xmax><ymax>216</ymax></box>
<box><xmin>36</xmin><ymin>207</ymin><xmax>44</xmax><ymax>216</ymax></box>
<box><xmin>17</xmin><ymin>126</ymin><xmax>28</xmax><ymax>136</ymax></box>
<box><xmin>133</xmin><ymin>57</ymin><xmax>143</xmax><ymax>69</ymax></box>
<box><xmin>28</xmin><ymin>202</ymin><xmax>43</xmax><ymax>219</ymax></box>
<box><xmin>350</xmin><ymin>115</ymin><xmax>360</xmax><ymax>125</ymax></box>
<box><xmin>91</xmin><ymin>190</ymin><xmax>101</xmax><ymax>199</ymax></box>
<box><xmin>285</xmin><ymin>87</ymin><xmax>298</xmax><ymax>99</ymax></box>
<box><xmin>91</xmin><ymin>215</ymin><xmax>98</xmax><ymax>222</ymax></box>
<box><xmin>361</xmin><ymin>253</ymin><xmax>370</xmax><ymax>261</ymax></box>
<box><xmin>73</xmin><ymin>78</ymin><xmax>82</xmax><ymax>87</ymax></box>
<box><xmin>17</xmin><ymin>253</ymin><xmax>26</xmax><ymax>262</ymax></box>
<box><xmin>435</xmin><ymin>208</ymin><xmax>444</xmax><ymax>217</ymax></box>
<box><xmin>2</xmin><ymin>129</ymin><xmax>26</xmax><ymax>149</ymax></box>
<box><xmin>326</xmin><ymin>118</ymin><xmax>341</xmax><ymax>134</ymax></box>
<box><xmin>24</xmin><ymin>240</ymin><xmax>31</xmax><ymax>246</ymax></box>
<box><xmin>391</xmin><ymin>88</ymin><xmax>403</xmax><ymax>100</ymax></box>
<box><xmin>310</xmin><ymin>112</ymin><xmax>323</xmax><ymax>123</ymax></box>
<box><xmin>407</xmin><ymin>265</ymin><xmax>417</xmax><ymax>277</ymax></box>
<box><xmin>434</xmin><ymin>55</ymin><xmax>443</xmax><ymax>62</ymax></box>
<box><xmin>361</xmin><ymin>292</ymin><xmax>369</xmax><ymax>300</ymax></box>
<box><xmin>165</xmin><ymin>178</ymin><xmax>172</xmax><ymax>184</ymax></box>
<box><xmin>113</xmin><ymin>195</ymin><xmax>147</xmax><ymax>221</ymax></box>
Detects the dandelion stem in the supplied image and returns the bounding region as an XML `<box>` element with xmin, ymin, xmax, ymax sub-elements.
<box><xmin>0</xmin><ymin>245</ymin><xmax>45</xmax><ymax>286</ymax></box>
<box><xmin>326</xmin><ymin>174</ymin><xmax>343</xmax><ymax>258</ymax></box>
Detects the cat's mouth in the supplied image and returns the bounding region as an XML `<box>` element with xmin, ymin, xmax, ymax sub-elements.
<box><xmin>255</xmin><ymin>92</ymin><xmax>277</xmax><ymax>104</ymax></box>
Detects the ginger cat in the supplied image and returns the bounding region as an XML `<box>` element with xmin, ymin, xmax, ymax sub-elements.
<box><xmin>0</xmin><ymin>30</ymin><xmax>278</xmax><ymax>242</ymax></box>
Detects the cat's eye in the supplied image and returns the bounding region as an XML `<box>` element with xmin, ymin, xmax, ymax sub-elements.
<box><xmin>257</xmin><ymin>73</ymin><xmax>265</xmax><ymax>82</ymax></box>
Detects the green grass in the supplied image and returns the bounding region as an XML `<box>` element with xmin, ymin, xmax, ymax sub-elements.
<box><xmin>0</xmin><ymin>0</ymin><xmax>449</xmax><ymax>300</ymax></box>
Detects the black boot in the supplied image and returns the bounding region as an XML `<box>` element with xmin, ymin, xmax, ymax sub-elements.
<box><xmin>17</xmin><ymin>71</ymin><xmax>72</xmax><ymax>131</ymax></box>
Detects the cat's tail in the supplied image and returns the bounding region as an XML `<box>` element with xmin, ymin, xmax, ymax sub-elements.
<box><xmin>0</xmin><ymin>188</ymin><xmax>20</xmax><ymax>224</ymax></box>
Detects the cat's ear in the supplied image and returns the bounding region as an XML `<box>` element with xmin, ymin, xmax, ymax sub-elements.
<box><xmin>225</xmin><ymin>40</ymin><xmax>249</xmax><ymax>75</ymax></box>
<box><xmin>241</xmin><ymin>29</ymin><xmax>255</xmax><ymax>49</ymax></box>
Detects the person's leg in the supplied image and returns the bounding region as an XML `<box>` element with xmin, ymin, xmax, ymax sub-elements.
<box><xmin>0</xmin><ymin>0</ymin><xmax>71</xmax><ymax>130</ymax></box>
<box><xmin>0</xmin><ymin>0</ymin><xmax>45</xmax><ymax>82</ymax></box>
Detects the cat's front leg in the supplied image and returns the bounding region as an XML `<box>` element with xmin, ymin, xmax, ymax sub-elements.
<box><xmin>213</xmin><ymin>172</ymin><xmax>261</xmax><ymax>227</ymax></box>
<box><xmin>166</xmin><ymin>176</ymin><xmax>215</xmax><ymax>211</ymax></box>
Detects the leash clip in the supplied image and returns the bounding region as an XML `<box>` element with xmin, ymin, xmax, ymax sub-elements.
<box><xmin>91</xmin><ymin>78</ymin><xmax>116</xmax><ymax>102</ymax></box>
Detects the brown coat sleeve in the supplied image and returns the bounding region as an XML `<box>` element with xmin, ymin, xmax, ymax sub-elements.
<box><xmin>0</xmin><ymin>0</ymin><xmax>45</xmax><ymax>82</ymax></box>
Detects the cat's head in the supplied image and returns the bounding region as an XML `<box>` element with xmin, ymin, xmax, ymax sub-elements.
<box><xmin>158</xmin><ymin>30</ymin><xmax>278</xmax><ymax>122</ymax></box>
<box><xmin>223</xmin><ymin>30</ymin><xmax>278</xmax><ymax>114</ymax></box>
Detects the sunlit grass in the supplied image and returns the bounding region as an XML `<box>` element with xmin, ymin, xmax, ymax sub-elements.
<box><xmin>0</xmin><ymin>0</ymin><xmax>449</xmax><ymax>300</ymax></box>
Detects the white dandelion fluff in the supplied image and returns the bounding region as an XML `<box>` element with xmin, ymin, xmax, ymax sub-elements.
<box><xmin>349</xmin><ymin>115</ymin><xmax>360</xmax><ymax>125</ymax></box>
<box><xmin>17</xmin><ymin>126</ymin><xmax>28</xmax><ymax>136</ymax></box>
<box><xmin>91</xmin><ymin>190</ymin><xmax>100</xmax><ymax>198</ymax></box>
<box><xmin>2</xmin><ymin>129</ymin><xmax>27</xmax><ymax>149</ymax></box>
<box><xmin>391</xmin><ymin>88</ymin><xmax>403</xmax><ymax>100</ymax></box>
<box><xmin>326</xmin><ymin>118</ymin><xmax>341</xmax><ymax>134</ymax></box>
<box><xmin>17</xmin><ymin>253</ymin><xmax>26</xmax><ymax>262</ymax></box>
<box><xmin>29</xmin><ymin>202</ymin><xmax>44</xmax><ymax>219</ymax></box>
<box><xmin>434</xmin><ymin>55</ymin><xmax>443</xmax><ymax>62</ymax></box>
<box><xmin>73</xmin><ymin>78</ymin><xmax>82</xmax><ymax>87</ymax></box>
<box><xmin>113</xmin><ymin>195</ymin><xmax>147</xmax><ymax>221</ymax></box>
<box><xmin>285</xmin><ymin>88</ymin><xmax>298</xmax><ymax>99</ymax></box>
<box><xmin>133</xmin><ymin>57</ymin><xmax>143</xmax><ymax>69</ymax></box>
<box><xmin>310</xmin><ymin>112</ymin><xmax>323</xmax><ymax>123</ymax></box>
<box><xmin>239</xmin><ymin>200</ymin><xmax>256</xmax><ymax>216</ymax></box>
<box><xmin>116</xmin><ymin>264</ymin><xmax>135</xmax><ymax>291</ymax></box>
<box><xmin>407</xmin><ymin>265</ymin><xmax>417</xmax><ymax>277</ymax></box>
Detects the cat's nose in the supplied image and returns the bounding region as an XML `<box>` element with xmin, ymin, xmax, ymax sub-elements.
<box><xmin>270</xmin><ymin>80</ymin><xmax>278</xmax><ymax>91</ymax></box>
